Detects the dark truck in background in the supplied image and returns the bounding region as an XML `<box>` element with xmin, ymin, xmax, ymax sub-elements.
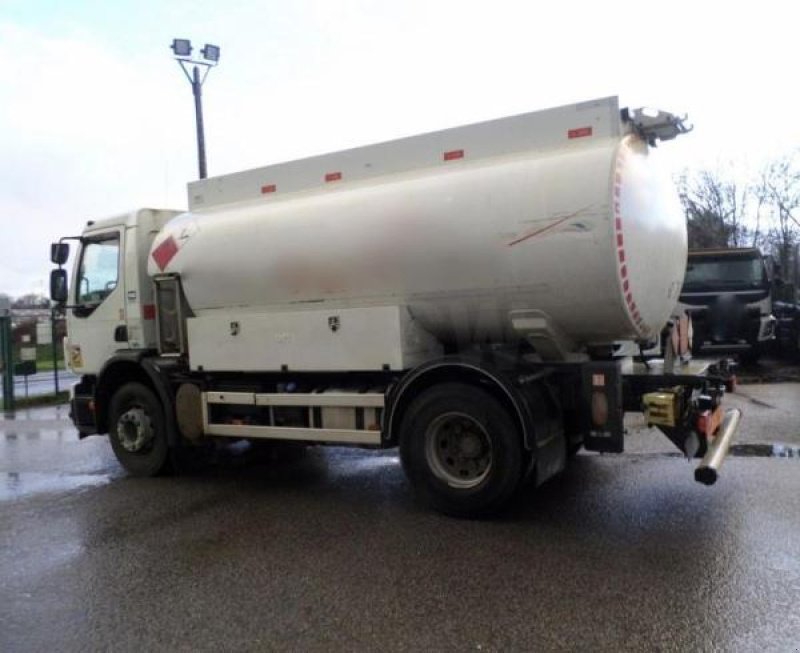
<box><xmin>678</xmin><ymin>248</ymin><xmax>776</xmax><ymax>364</ymax></box>
<box><xmin>774</xmin><ymin>300</ymin><xmax>800</xmax><ymax>359</ymax></box>
<box><xmin>772</xmin><ymin>243</ymin><xmax>800</xmax><ymax>360</ymax></box>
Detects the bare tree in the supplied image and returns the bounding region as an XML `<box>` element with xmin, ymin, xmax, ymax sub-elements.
<box><xmin>759</xmin><ymin>151</ymin><xmax>800</xmax><ymax>277</ymax></box>
<box><xmin>11</xmin><ymin>293</ymin><xmax>49</xmax><ymax>309</ymax></box>
<box><xmin>677</xmin><ymin>166</ymin><xmax>752</xmax><ymax>248</ymax></box>
<box><xmin>678</xmin><ymin>152</ymin><xmax>800</xmax><ymax>302</ymax></box>
<box><xmin>750</xmin><ymin>180</ymin><xmax>769</xmax><ymax>248</ymax></box>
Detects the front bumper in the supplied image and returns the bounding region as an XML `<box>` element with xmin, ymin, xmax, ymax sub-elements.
<box><xmin>69</xmin><ymin>377</ymin><xmax>98</xmax><ymax>437</ymax></box>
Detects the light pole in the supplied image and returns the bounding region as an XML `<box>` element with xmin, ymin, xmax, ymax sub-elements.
<box><xmin>171</xmin><ymin>39</ymin><xmax>220</xmax><ymax>179</ymax></box>
<box><xmin>0</xmin><ymin>298</ymin><xmax>13</xmax><ymax>411</ymax></box>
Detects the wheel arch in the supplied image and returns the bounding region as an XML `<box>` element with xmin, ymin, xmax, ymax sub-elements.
<box><xmin>384</xmin><ymin>357</ymin><xmax>535</xmax><ymax>450</ymax></box>
<box><xmin>96</xmin><ymin>351</ymin><xmax>179</xmax><ymax>445</ymax></box>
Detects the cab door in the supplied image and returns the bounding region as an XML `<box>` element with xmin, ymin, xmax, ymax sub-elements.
<box><xmin>66</xmin><ymin>228</ymin><xmax>126</xmax><ymax>375</ymax></box>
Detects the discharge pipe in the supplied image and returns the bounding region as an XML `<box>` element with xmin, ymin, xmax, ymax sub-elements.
<box><xmin>695</xmin><ymin>408</ymin><xmax>742</xmax><ymax>485</ymax></box>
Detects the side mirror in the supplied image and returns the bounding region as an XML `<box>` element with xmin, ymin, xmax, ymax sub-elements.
<box><xmin>50</xmin><ymin>268</ymin><xmax>68</xmax><ymax>303</ymax></box>
<box><xmin>51</xmin><ymin>242</ymin><xmax>70</xmax><ymax>265</ymax></box>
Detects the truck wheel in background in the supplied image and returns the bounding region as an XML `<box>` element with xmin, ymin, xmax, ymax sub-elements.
<box><xmin>739</xmin><ymin>345</ymin><xmax>761</xmax><ymax>366</ymax></box>
<box><xmin>108</xmin><ymin>382</ymin><xmax>171</xmax><ymax>477</ymax></box>
<box><xmin>399</xmin><ymin>383</ymin><xmax>524</xmax><ymax>518</ymax></box>
<box><xmin>794</xmin><ymin>327</ymin><xmax>800</xmax><ymax>361</ymax></box>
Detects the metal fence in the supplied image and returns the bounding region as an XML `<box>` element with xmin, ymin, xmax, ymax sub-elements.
<box><xmin>0</xmin><ymin>307</ymin><xmax>75</xmax><ymax>411</ymax></box>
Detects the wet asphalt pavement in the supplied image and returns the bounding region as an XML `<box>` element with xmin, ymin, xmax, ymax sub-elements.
<box><xmin>1</xmin><ymin>388</ymin><xmax>799</xmax><ymax>652</ymax></box>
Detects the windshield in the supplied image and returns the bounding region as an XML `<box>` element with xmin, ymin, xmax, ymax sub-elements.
<box><xmin>682</xmin><ymin>256</ymin><xmax>767</xmax><ymax>291</ymax></box>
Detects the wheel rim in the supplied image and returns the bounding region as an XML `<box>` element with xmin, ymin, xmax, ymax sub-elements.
<box><xmin>116</xmin><ymin>407</ymin><xmax>155</xmax><ymax>453</ymax></box>
<box><xmin>424</xmin><ymin>411</ymin><xmax>493</xmax><ymax>489</ymax></box>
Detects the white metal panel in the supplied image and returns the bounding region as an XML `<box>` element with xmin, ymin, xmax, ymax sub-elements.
<box><xmin>204</xmin><ymin>423</ymin><xmax>382</xmax><ymax>445</ymax></box>
<box><xmin>206</xmin><ymin>391</ymin><xmax>256</xmax><ymax>405</ymax></box>
<box><xmin>188</xmin><ymin>305</ymin><xmax>442</xmax><ymax>372</ymax></box>
<box><xmin>611</xmin><ymin>136</ymin><xmax>687</xmax><ymax>338</ymax></box>
<box><xmin>254</xmin><ymin>393</ymin><xmax>385</xmax><ymax>407</ymax></box>
<box><xmin>187</xmin><ymin>97</ymin><xmax>620</xmax><ymax>211</ymax></box>
<box><xmin>125</xmin><ymin>209</ymin><xmax>181</xmax><ymax>350</ymax></box>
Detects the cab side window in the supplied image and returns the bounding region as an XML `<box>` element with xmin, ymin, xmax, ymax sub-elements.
<box><xmin>74</xmin><ymin>236</ymin><xmax>120</xmax><ymax>317</ymax></box>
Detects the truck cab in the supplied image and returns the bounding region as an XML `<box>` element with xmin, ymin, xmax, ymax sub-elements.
<box><xmin>678</xmin><ymin>248</ymin><xmax>776</xmax><ymax>362</ymax></box>
<box><xmin>58</xmin><ymin>210</ymin><xmax>179</xmax><ymax>375</ymax></box>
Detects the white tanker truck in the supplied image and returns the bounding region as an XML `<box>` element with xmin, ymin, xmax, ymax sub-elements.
<box><xmin>49</xmin><ymin>97</ymin><xmax>740</xmax><ymax>516</ymax></box>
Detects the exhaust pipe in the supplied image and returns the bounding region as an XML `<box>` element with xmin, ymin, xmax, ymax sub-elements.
<box><xmin>695</xmin><ymin>408</ymin><xmax>742</xmax><ymax>486</ymax></box>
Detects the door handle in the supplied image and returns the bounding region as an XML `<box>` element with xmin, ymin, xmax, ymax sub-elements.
<box><xmin>114</xmin><ymin>325</ymin><xmax>128</xmax><ymax>342</ymax></box>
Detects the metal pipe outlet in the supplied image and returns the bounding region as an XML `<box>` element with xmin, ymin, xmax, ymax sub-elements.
<box><xmin>695</xmin><ymin>408</ymin><xmax>742</xmax><ymax>486</ymax></box>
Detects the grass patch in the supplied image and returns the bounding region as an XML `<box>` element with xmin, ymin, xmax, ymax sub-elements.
<box><xmin>36</xmin><ymin>343</ymin><xmax>66</xmax><ymax>372</ymax></box>
<box><xmin>13</xmin><ymin>391</ymin><xmax>70</xmax><ymax>409</ymax></box>
<box><xmin>32</xmin><ymin>359</ymin><xmax>68</xmax><ymax>372</ymax></box>
<box><xmin>10</xmin><ymin>343</ymin><xmax>65</xmax><ymax>370</ymax></box>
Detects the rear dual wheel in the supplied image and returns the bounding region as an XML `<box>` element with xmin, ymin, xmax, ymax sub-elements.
<box><xmin>399</xmin><ymin>383</ymin><xmax>524</xmax><ymax>517</ymax></box>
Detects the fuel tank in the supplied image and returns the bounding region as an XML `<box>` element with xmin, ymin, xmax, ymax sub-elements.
<box><xmin>149</xmin><ymin>97</ymin><xmax>687</xmax><ymax>350</ymax></box>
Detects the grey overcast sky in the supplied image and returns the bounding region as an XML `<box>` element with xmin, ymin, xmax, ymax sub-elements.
<box><xmin>0</xmin><ymin>0</ymin><xmax>795</xmax><ymax>296</ymax></box>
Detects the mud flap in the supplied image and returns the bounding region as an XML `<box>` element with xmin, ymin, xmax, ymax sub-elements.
<box><xmin>71</xmin><ymin>377</ymin><xmax>98</xmax><ymax>438</ymax></box>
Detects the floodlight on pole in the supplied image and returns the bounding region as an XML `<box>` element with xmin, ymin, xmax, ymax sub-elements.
<box><xmin>171</xmin><ymin>38</ymin><xmax>192</xmax><ymax>58</ymax></box>
<box><xmin>171</xmin><ymin>38</ymin><xmax>221</xmax><ymax>179</ymax></box>
<box><xmin>201</xmin><ymin>44</ymin><xmax>220</xmax><ymax>63</ymax></box>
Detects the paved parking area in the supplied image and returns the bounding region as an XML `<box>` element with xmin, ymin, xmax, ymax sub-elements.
<box><xmin>1</xmin><ymin>384</ymin><xmax>799</xmax><ymax>651</ymax></box>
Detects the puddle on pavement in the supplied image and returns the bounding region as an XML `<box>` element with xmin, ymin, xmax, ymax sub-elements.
<box><xmin>729</xmin><ymin>443</ymin><xmax>800</xmax><ymax>459</ymax></box>
<box><xmin>632</xmin><ymin>443</ymin><xmax>800</xmax><ymax>460</ymax></box>
<box><xmin>0</xmin><ymin>405</ymin><xmax>71</xmax><ymax>423</ymax></box>
<box><xmin>1</xmin><ymin>472</ymin><xmax>111</xmax><ymax>502</ymax></box>
<box><xmin>3</xmin><ymin>429</ymin><xmax>76</xmax><ymax>441</ymax></box>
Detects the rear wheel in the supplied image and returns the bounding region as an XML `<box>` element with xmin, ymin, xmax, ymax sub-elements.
<box><xmin>399</xmin><ymin>383</ymin><xmax>524</xmax><ymax>517</ymax></box>
<box><xmin>108</xmin><ymin>382</ymin><xmax>170</xmax><ymax>477</ymax></box>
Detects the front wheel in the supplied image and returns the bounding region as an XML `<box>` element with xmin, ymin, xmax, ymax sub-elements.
<box><xmin>108</xmin><ymin>382</ymin><xmax>170</xmax><ymax>477</ymax></box>
<box><xmin>399</xmin><ymin>383</ymin><xmax>524</xmax><ymax>517</ymax></box>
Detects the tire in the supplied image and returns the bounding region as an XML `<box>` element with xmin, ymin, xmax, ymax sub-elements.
<box><xmin>108</xmin><ymin>382</ymin><xmax>171</xmax><ymax>477</ymax></box>
<box><xmin>399</xmin><ymin>382</ymin><xmax>524</xmax><ymax>518</ymax></box>
<box><xmin>739</xmin><ymin>345</ymin><xmax>760</xmax><ymax>366</ymax></box>
<box><xmin>567</xmin><ymin>440</ymin><xmax>583</xmax><ymax>459</ymax></box>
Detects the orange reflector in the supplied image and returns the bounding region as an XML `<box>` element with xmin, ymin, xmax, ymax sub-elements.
<box><xmin>443</xmin><ymin>149</ymin><xmax>464</xmax><ymax>161</ymax></box>
<box><xmin>696</xmin><ymin>405</ymin><xmax>723</xmax><ymax>439</ymax></box>
<box><xmin>568</xmin><ymin>127</ymin><xmax>593</xmax><ymax>139</ymax></box>
<box><xmin>261</xmin><ymin>184</ymin><xmax>276</xmax><ymax>194</ymax></box>
<box><xmin>325</xmin><ymin>172</ymin><xmax>342</xmax><ymax>182</ymax></box>
<box><xmin>591</xmin><ymin>390</ymin><xmax>609</xmax><ymax>427</ymax></box>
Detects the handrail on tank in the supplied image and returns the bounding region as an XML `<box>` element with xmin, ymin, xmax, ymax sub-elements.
<box><xmin>622</xmin><ymin>106</ymin><xmax>693</xmax><ymax>146</ymax></box>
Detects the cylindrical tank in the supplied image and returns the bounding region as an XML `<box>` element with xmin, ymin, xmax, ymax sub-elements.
<box><xmin>149</xmin><ymin>133</ymin><xmax>685</xmax><ymax>349</ymax></box>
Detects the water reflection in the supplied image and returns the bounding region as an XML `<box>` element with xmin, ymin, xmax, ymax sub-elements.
<box><xmin>1</xmin><ymin>472</ymin><xmax>110</xmax><ymax>501</ymax></box>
